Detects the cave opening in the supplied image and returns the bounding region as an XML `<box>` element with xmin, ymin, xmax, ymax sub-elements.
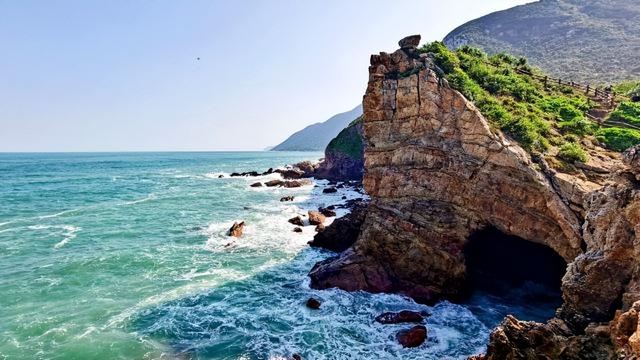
<box><xmin>462</xmin><ymin>226</ymin><xmax>568</xmax><ymax>326</ymax></box>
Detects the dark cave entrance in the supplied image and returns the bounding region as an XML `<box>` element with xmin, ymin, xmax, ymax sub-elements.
<box><xmin>462</xmin><ymin>226</ymin><xmax>568</xmax><ymax>325</ymax></box>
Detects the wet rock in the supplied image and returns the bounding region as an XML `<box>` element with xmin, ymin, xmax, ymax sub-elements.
<box><xmin>288</xmin><ymin>216</ymin><xmax>304</xmax><ymax>226</ymax></box>
<box><xmin>276</xmin><ymin>168</ymin><xmax>304</xmax><ymax>179</ymax></box>
<box><xmin>308</xmin><ymin>211</ymin><xmax>326</xmax><ymax>225</ymax></box>
<box><xmin>398</xmin><ymin>34</ymin><xmax>421</xmax><ymax>49</ymax></box>
<box><xmin>265</xmin><ymin>179</ymin><xmax>284</xmax><ymax>187</ymax></box>
<box><xmin>230</xmin><ymin>171</ymin><xmax>259</xmax><ymax>177</ymax></box>
<box><xmin>326</xmin><ymin>205</ymin><xmax>336</xmax><ymax>210</ymax></box>
<box><xmin>315</xmin><ymin>223</ymin><xmax>325</xmax><ymax>232</ymax></box>
<box><xmin>306</xmin><ymin>297</ymin><xmax>321</xmax><ymax>309</ymax></box>
<box><xmin>322</xmin><ymin>187</ymin><xmax>338</xmax><ymax>193</ymax></box>
<box><xmin>262</xmin><ymin>168</ymin><xmax>274</xmax><ymax>175</ymax></box>
<box><xmin>396</xmin><ymin>325</ymin><xmax>427</xmax><ymax>348</ymax></box>
<box><xmin>283</xmin><ymin>179</ymin><xmax>311</xmax><ymax>188</ymax></box>
<box><xmin>342</xmin><ymin>196</ymin><xmax>347</xmax><ymax>200</ymax></box>
<box><xmin>218</xmin><ymin>174</ymin><xmax>224</xmax><ymax>178</ymax></box>
<box><xmin>293</xmin><ymin>227</ymin><xmax>303</xmax><ymax>233</ymax></box>
<box><xmin>280</xmin><ymin>196</ymin><xmax>295</xmax><ymax>202</ymax></box>
<box><xmin>250</xmin><ymin>182</ymin><xmax>262</xmax><ymax>187</ymax></box>
<box><xmin>292</xmin><ymin>354</ymin><xmax>302</xmax><ymax>360</ymax></box>
<box><xmin>375</xmin><ymin>310</ymin><xmax>425</xmax><ymax>324</ymax></box>
<box><xmin>308</xmin><ymin>202</ymin><xmax>367</xmax><ymax>252</ymax></box>
<box><xmin>319</xmin><ymin>208</ymin><xmax>336</xmax><ymax>217</ymax></box>
<box><xmin>227</xmin><ymin>221</ymin><xmax>245</xmax><ymax>237</ymax></box>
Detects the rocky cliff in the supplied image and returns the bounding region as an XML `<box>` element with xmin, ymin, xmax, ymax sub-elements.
<box><xmin>309</xmin><ymin>35</ymin><xmax>640</xmax><ymax>358</ymax></box>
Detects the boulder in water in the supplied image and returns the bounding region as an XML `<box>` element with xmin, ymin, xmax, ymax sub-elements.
<box><xmin>280</xmin><ymin>196</ymin><xmax>295</xmax><ymax>202</ymax></box>
<box><xmin>375</xmin><ymin>310</ymin><xmax>426</xmax><ymax>324</ymax></box>
<box><xmin>306</xmin><ymin>297</ymin><xmax>321</xmax><ymax>309</ymax></box>
<box><xmin>319</xmin><ymin>208</ymin><xmax>336</xmax><ymax>217</ymax></box>
<box><xmin>396</xmin><ymin>325</ymin><xmax>427</xmax><ymax>348</ymax></box>
<box><xmin>322</xmin><ymin>187</ymin><xmax>338</xmax><ymax>193</ymax></box>
<box><xmin>250</xmin><ymin>182</ymin><xmax>262</xmax><ymax>187</ymax></box>
<box><xmin>293</xmin><ymin>227</ymin><xmax>303</xmax><ymax>233</ymax></box>
<box><xmin>288</xmin><ymin>216</ymin><xmax>304</xmax><ymax>226</ymax></box>
<box><xmin>228</xmin><ymin>221</ymin><xmax>245</xmax><ymax>237</ymax></box>
<box><xmin>308</xmin><ymin>211</ymin><xmax>326</xmax><ymax>225</ymax></box>
<box><xmin>265</xmin><ymin>179</ymin><xmax>284</xmax><ymax>187</ymax></box>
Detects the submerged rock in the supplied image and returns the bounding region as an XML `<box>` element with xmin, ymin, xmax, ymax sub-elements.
<box><xmin>396</xmin><ymin>325</ymin><xmax>427</xmax><ymax>348</ymax></box>
<box><xmin>280</xmin><ymin>196</ymin><xmax>295</xmax><ymax>202</ymax></box>
<box><xmin>375</xmin><ymin>310</ymin><xmax>425</xmax><ymax>324</ymax></box>
<box><xmin>306</xmin><ymin>297</ymin><xmax>321</xmax><ymax>309</ymax></box>
<box><xmin>308</xmin><ymin>211</ymin><xmax>325</xmax><ymax>225</ymax></box>
<box><xmin>227</xmin><ymin>221</ymin><xmax>245</xmax><ymax>237</ymax></box>
<box><xmin>322</xmin><ymin>187</ymin><xmax>338</xmax><ymax>194</ymax></box>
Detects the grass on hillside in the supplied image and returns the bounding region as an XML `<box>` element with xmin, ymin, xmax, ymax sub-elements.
<box><xmin>326</xmin><ymin>115</ymin><xmax>363</xmax><ymax>159</ymax></box>
<box><xmin>419</xmin><ymin>42</ymin><xmax>640</xmax><ymax>164</ymax></box>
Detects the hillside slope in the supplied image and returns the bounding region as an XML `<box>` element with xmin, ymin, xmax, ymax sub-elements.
<box><xmin>443</xmin><ymin>0</ymin><xmax>640</xmax><ymax>84</ymax></box>
<box><xmin>272</xmin><ymin>105</ymin><xmax>362</xmax><ymax>151</ymax></box>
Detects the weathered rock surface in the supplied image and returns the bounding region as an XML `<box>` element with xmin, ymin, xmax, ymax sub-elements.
<box><xmin>308</xmin><ymin>36</ymin><xmax>640</xmax><ymax>357</ymax></box>
<box><xmin>308</xmin><ymin>201</ymin><xmax>368</xmax><ymax>252</ymax></box>
<box><xmin>305</xmin><ymin>297</ymin><xmax>321</xmax><ymax>310</ymax></box>
<box><xmin>396</xmin><ymin>325</ymin><xmax>427</xmax><ymax>348</ymax></box>
<box><xmin>308</xmin><ymin>211</ymin><xmax>326</xmax><ymax>226</ymax></box>
<box><xmin>227</xmin><ymin>221</ymin><xmax>245</xmax><ymax>237</ymax></box>
<box><xmin>318</xmin><ymin>208</ymin><xmax>336</xmax><ymax>217</ymax></box>
<box><xmin>250</xmin><ymin>182</ymin><xmax>262</xmax><ymax>187</ymax></box>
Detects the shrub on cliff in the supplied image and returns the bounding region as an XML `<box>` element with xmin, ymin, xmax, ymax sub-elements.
<box><xmin>596</xmin><ymin>128</ymin><xmax>640</xmax><ymax>152</ymax></box>
<box><xmin>326</xmin><ymin>116</ymin><xmax>363</xmax><ymax>159</ymax></box>
<box><xmin>558</xmin><ymin>142</ymin><xmax>588</xmax><ymax>163</ymax></box>
<box><xmin>419</xmin><ymin>41</ymin><xmax>640</xmax><ymax>155</ymax></box>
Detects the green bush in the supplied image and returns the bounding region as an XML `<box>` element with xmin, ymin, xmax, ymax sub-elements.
<box><xmin>558</xmin><ymin>142</ymin><xmax>588</xmax><ymax>163</ymax></box>
<box><xmin>596</xmin><ymin>128</ymin><xmax>640</xmax><ymax>151</ymax></box>
<box><xmin>446</xmin><ymin>68</ymin><xmax>485</xmax><ymax>101</ymax></box>
<box><xmin>420</xmin><ymin>41</ymin><xmax>459</xmax><ymax>74</ymax></box>
<box><xmin>608</xmin><ymin>101</ymin><xmax>640</xmax><ymax>126</ymax></box>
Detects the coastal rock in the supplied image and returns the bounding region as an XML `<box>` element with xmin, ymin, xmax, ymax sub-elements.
<box><xmin>288</xmin><ymin>216</ymin><xmax>304</xmax><ymax>226</ymax></box>
<box><xmin>313</xmin><ymin>120</ymin><xmax>365</xmax><ymax>182</ymax></box>
<box><xmin>218</xmin><ymin>174</ymin><xmax>224</xmax><ymax>178</ymax></box>
<box><xmin>322</xmin><ymin>187</ymin><xmax>338</xmax><ymax>194</ymax></box>
<box><xmin>293</xmin><ymin>227</ymin><xmax>303</xmax><ymax>233</ymax></box>
<box><xmin>611</xmin><ymin>301</ymin><xmax>640</xmax><ymax>358</ymax></box>
<box><xmin>398</xmin><ymin>34</ymin><xmax>421</xmax><ymax>49</ymax></box>
<box><xmin>623</xmin><ymin>145</ymin><xmax>640</xmax><ymax>180</ymax></box>
<box><xmin>276</xmin><ymin>168</ymin><xmax>304</xmax><ymax>179</ymax></box>
<box><xmin>308</xmin><ymin>211</ymin><xmax>325</xmax><ymax>226</ymax></box>
<box><xmin>280</xmin><ymin>196</ymin><xmax>295</xmax><ymax>202</ymax></box>
<box><xmin>309</xmin><ymin>36</ymin><xmax>640</xmax><ymax>356</ymax></box>
<box><xmin>227</xmin><ymin>221</ymin><xmax>245</xmax><ymax>237</ymax></box>
<box><xmin>396</xmin><ymin>325</ymin><xmax>427</xmax><ymax>348</ymax></box>
<box><xmin>315</xmin><ymin>223</ymin><xmax>325</xmax><ymax>232</ymax></box>
<box><xmin>309</xmin><ymin>202</ymin><xmax>368</xmax><ymax>252</ymax></box>
<box><xmin>375</xmin><ymin>310</ymin><xmax>424</xmax><ymax>324</ymax></box>
<box><xmin>265</xmin><ymin>180</ymin><xmax>284</xmax><ymax>187</ymax></box>
<box><xmin>230</xmin><ymin>171</ymin><xmax>259</xmax><ymax>177</ymax></box>
<box><xmin>283</xmin><ymin>179</ymin><xmax>311</xmax><ymax>188</ymax></box>
<box><xmin>319</xmin><ymin>208</ymin><xmax>336</xmax><ymax>217</ymax></box>
<box><xmin>306</xmin><ymin>297</ymin><xmax>321</xmax><ymax>309</ymax></box>
<box><xmin>250</xmin><ymin>182</ymin><xmax>262</xmax><ymax>187</ymax></box>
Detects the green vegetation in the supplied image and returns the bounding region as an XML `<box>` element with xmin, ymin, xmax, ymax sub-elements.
<box><xmin>418</xmin><ymin>42</ymin><xmax>640</xmax><ymax>160</ymax></box>
<box><xmin>558</xmin><ymin>142</ymin><xmax>588</xmax><ymax>163</ymax></box>
<box><xmin>326</xmin><ymin>116</ymin><xmax>363</xmax><ymax>159</ymax></box>
<box><xmin>608</xmin><ymin>102</ymin><xmax>640</xmax><ymax>126</ymax></box>
<box><xmin>596</xmin><ymin>128</ymin><xmax>640</xmax><ymax>152</ymax></box>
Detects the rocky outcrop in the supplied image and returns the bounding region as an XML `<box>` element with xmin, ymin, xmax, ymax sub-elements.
<box><xmin>309</xmin><ymin>35</ymin><xmax>640</xmax><ymax>357</ymax></box>
<box><xmin>227</xmin><ymin>221</ymin><xmax>245</xmax><ymax>237</ymax></box>
<box><xmin>313</xmin><ymin>118</ymin><xmax>365</xmax><ymax>181</ymax></box>
<box><xmin>309</xmin><ymin>201</ymin><xmax>368</xmax><ymax>252</ymax></box>
<box><xmin>396</xmin><ymin>325</ymin><xmax>427</xmax><ymax>348</ymax></box>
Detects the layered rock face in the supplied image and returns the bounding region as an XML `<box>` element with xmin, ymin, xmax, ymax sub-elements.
<box><xmin>309</xmin><ymin>36</ymin><xmax>640</xmax><ymax>357</ymax></box>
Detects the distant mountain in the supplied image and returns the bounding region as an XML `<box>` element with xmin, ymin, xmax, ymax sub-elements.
<box><xmin>272</xmin><ymin>105</ymin><xmax>363</xmax><ymax>151</ymax></box>
<box><xmin>443</xmin><ymin>0</ymin><xmax>640</xmax><ymax>84</ymax></box>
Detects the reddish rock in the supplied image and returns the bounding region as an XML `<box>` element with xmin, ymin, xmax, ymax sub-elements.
<box><xmin>306</xmin><ymin>297</ymin><xmax>321</xmax><ymax>309</ymax></box>
<box><xmin>309</xmin><ymin>202</ymin><xmax>367</xmax><ymax>252</ymax></box>
<box><xmin>396</xmin><ymin>325</ymin><xmax>427</xmax><ymax>348</ymax></box>
<box><xmin>398</xmin><ymin>34</ymin><xmax>421</xmax><ymax>49</ymax></box>
<box><xmin>308</xmin><ymin>211</ymin><xmax>326</xmax><ymax>225</ymax></box>
<box><xmin>288</xmin><ymin>216</ymin><xmax>304</xmax><ymax>226</ymax></box>
<box><xmin>250</xmin><ymin>182</ymin><xmax>262</xmax><ymax>187</ymax></box>
<box><xmin>227</xmin><ymin>221</ymin><xmax>245</xmax><ymax>237</ymax></box>
<box><xmin>375</xmin><ymin>310</ymin><xmax>425</xmax><ymax>324</ymax></box>
<box><xmin>283</xmin><ymin>179</ymin><xmax>311</xmax><ymax>188</ymax></box>
<box><xmin>315</xmin><ymin>223</ymin><xmax>325</xmax><ymax>232</ymax></box>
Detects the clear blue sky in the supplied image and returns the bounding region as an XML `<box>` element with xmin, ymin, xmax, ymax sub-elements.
<box><xmin>0</xmin><ymin>0</ymin><xmax>531</xmax><ymax>152</ymax></box>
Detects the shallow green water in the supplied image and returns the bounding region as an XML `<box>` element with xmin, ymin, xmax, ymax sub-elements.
<box><xmin>0</xmin><ymin>152</ymin><xmax>555</xmax><ymax>360</ymax></box>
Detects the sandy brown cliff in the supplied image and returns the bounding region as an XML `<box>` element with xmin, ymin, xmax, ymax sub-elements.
<box><xmin>309</xmin><ymin>35</ymin><xmax>640</xmax><ymax>358</ymax></box>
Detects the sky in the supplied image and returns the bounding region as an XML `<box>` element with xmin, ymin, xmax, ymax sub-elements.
<box><xmin>0</xmin><ymin>0</ymin><xmax>533</xmax><ymax>152</ymax></box>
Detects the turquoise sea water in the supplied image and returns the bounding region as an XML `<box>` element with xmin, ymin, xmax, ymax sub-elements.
<box><xmin>0</xmin><ymin>152</ymin><xmax>556</xmax><ymax>360</ymax></box>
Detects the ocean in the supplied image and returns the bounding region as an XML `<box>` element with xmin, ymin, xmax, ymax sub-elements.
<box><xmin>0</xmin><ymin>152</ymin><xmax>558</xmax><ymax>360</ymax></box>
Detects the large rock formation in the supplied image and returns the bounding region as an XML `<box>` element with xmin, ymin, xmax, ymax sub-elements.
<box><xmin>313</xmin><ymin>117</ymin><xmax>365</xmax><ymax>181</ymax></box>
<box><xmin>309</xmin><ymin>35</ymin><xmax>640</xmax><ymax>357</ymax></box>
